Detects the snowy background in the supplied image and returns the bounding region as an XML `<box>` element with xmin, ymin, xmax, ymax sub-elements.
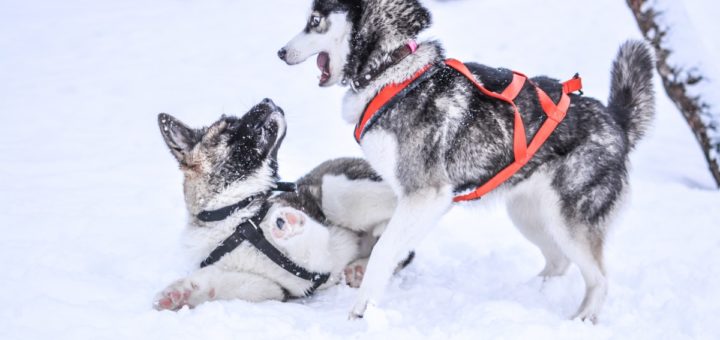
<box><xmin>1</xmin><ymin>0</ymin><xmax>719</xmax><ymax>339</ymax></box>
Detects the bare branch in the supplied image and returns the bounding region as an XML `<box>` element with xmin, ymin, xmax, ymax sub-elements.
<box><xmin>627</xmin><ymin>0</ymin><xmax>720</xmax><ymax>187</ymax></box>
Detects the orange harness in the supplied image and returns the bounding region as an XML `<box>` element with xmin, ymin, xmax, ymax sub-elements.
<box><xmin>354</xmin><ymin>59</ymin><xmax>583</xmax><ymax>202</ymax></box>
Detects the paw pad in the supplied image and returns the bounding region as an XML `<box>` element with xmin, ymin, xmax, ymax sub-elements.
<box><xmin>344</xmin><ymin>264</ymin><xmax>365</xmax><ymax>288</ymax></box>
<box><xmin>270</xmin><ymin>208</ymin><xmax>306</xmax><ymax>240</ymax></box>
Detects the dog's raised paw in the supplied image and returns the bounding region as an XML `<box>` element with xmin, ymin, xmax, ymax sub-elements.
<box><xmin>270</xmin><ymin>208</ymin><xmax>306</xmax><ymax>241</ymax></box>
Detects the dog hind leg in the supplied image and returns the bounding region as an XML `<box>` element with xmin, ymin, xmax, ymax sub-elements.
<box><xmin>558</xmin><ymin>231</ymin><xmax>607</xmax><ymax>324</ymax></box>
<box><xmin>507</xmin><ymin>172</ymin><xmax>572</xmax><ymax>277</ymax></box>
<box><xmin>548</xmin><ymin>188</ymin><xmax>609</xmax><ymax>323</ymax></box>
<box><xmin>538</xmin><ymin>244</ymin><xmax>571</xmax><ymax>278</ymax></box>
<box><xmin>550</xmin><ymin>135</ymin><xmax>626</xmax><ymax>323</ymax></box>
<box><xmin>507</xmin><ymin>170</ymin><xmax>608</xmax><ymax>323</ymax></box>
<box><xmin>507</xmin><ymin>184</ymin><xmax>571</xmax><ymax>278</ymax></box>
<box><xmin>521</xmin><ymin>201</ymin><xmax>608</xmax><ymax>323</ymax></box>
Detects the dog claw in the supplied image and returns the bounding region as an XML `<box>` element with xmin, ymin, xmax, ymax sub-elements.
<box><xmin>574</xmin><ymin>314</ymin><xmax>599</xmax><ymax>325</ymax></box>
<box><xmin>349</xmin><ymin>299</ymin><xmax>369</xmax><ymax>320</ymax></box>
<box><xmin>154</xmin><ymin>279</ymin><xmax>208</xmax><ymax>311</ymax></box>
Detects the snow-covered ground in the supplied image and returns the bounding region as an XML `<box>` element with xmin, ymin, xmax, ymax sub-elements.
<box><xmin>1</xmin><ymin>0</ymin><xmax>719</xmax><ymax>339</ymax></box>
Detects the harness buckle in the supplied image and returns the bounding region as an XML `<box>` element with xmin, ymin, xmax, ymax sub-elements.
<box><xmin>573</xmin><ymin>73</ymin><xmax>584</xmax><ymax>96</ymax></box>
<box><xmin>248</xmin><ymin>218</ymin><xmax>259</xmax><ymax>230</ymax></box>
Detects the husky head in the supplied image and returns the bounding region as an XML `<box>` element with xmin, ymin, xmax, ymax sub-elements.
<box><xmin>278</xmin><ymin>0</ymin><xmax>431</xmax><ymax>87</ymax></box>
<box><xmin>158</xmin><ymin>99</ymin><xmax>286</xmax><ymax>221</ymax></box>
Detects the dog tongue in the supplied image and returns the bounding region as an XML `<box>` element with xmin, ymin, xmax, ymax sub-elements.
<box><xmin>316</xmin><ymin>52</ymin><xmax>331</xmax><ymax>85</ymax></box>
<box><xmin>317</xmin><ymin>52</ymin><xmax>329</xmax><ymax>71</ymax></box>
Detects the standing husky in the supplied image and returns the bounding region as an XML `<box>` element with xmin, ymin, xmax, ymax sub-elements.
<box><xmin>278</xmin><ymin>0</ymin><xmax>655</xmax><ymax>322</ymax></box>
<box><xmin>154</xmin><ymin>99</ymin><xmax>396</xmax><ymax>310</ymax></box>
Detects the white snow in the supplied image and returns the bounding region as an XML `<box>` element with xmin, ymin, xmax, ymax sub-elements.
<box><xmin>1</xmin><ymin>0</ymin><xmax>719</xmax><ymax>339</ymax></box>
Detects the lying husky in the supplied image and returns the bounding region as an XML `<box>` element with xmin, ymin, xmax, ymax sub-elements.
<box><xmin>154</xmin><ymin>99</ymin><xmax>397</xmax><ymax>310</ymax></box>
<box><xmin>278</xmin><ymin>0</ymin><xmax>655</xmax><ymax>322</ymax></box>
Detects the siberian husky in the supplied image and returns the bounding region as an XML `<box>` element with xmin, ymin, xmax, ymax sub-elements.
<box><xmin>154</xmin><ymin>99</ymin><xmax>397</xmax><ymax>310</ymax></box>
<box><xmin>278</xmin><ymin>0</ymin><xmax>655</xmax><ymax>323</ymax></box>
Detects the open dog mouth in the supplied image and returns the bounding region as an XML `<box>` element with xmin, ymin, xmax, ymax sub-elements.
<box><xmin>317</xmin><ymin>52</ymin><xmax>331</xmax><ymax>86</ymax></box>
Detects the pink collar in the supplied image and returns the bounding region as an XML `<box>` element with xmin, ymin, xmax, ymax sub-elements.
<box><xmin>407</xmin><ymin>40</ymin><xmax>418</xmax><ymax>54</ymax></box>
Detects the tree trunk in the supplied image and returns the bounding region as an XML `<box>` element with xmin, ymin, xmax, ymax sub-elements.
<box><xmin>627</xmin><ymin>0</ymin><xmax>720</xmax><ymax>188</ymax></box>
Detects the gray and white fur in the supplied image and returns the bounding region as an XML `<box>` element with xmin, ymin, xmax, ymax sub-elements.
<box><xmin>278</xmin><ymin>0</ymin><xmax>655</xmax><ymax>323</ymax></box>
<box><xmin>154</xmin><ymin>99</ymin><xmax>397</xmax><ymax>310</ymax></box>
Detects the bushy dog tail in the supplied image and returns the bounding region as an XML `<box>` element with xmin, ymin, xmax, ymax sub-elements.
<box><xmin>608</xmin><ymin>40</ymin><xmax>656</xmax><ymax>150</ymax></box>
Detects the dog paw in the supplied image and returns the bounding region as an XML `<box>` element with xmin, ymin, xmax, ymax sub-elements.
<box><xmin>537</xmin><ymin>259</ymin><xmax>570</xmax><ymax>279</ymax></box>
<box><xmin>349</xmin><ymin>299</ymin><xmax>369</xmax><ymax>320</ymax></box>
<box><xmin>573</xmin><ymin>310</ymin><xmax>599</xmax><ymax>325</ymax></box>
<box><xmin>153</xmin><ymin>279</ymin><xmax>214</xmax><ymax>311</ymax></box>
<box><xmin>270</xmin><ymin>208</ymin><xmax>306</xmax><ymax>241</ymax></box>
<box><xmin>344</xmin><ymin>258</ymin><xmax>368</xmax><ymax>288</ymax></box>
<box><xmin>344</xmin><ymin>264</ymin><xmax>365</xmax><ymax>288</ymax></box>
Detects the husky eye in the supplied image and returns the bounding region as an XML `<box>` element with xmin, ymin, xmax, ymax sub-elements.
<box><xmin>309</xmin><ymin>15</ymin><xmax>321</xmax><ymax>27</ymax></box>
<box><xmin>180</xmin><ymin>162</ymin><xmax>201</xmax><ymax>173</ymax></box>
<box><xmin>227</xmin><ymin>121</ymin><xmax>241</xmax><ymax>131</ymax></box>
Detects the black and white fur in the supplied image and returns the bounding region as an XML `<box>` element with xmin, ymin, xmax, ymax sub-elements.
<box><xmin>279</xmin><ymin>0</ymin><xmax>656</xmax><ymax>323</ymax></box>
<box><xmin>154</xmin><ymin>99</ymin><xmax>397</xmax><ymax>310</ymax></box>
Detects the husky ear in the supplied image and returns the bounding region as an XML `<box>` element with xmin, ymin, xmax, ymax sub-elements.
<box><xmin>158</xmin><ymin>113</ymin><xmax>200</xmax><ymax>164</ymax></box>
<box><xmin>338</xmin><ymin>0</ymin><xmax>362</xmax><ymax>8</ymax></box>
<box><xmin>403</xmin><ymin>0</ymin><xmax>432</xmax><ymax>37</ymax></box>
<box><xmin>345</xmin><ymin>0</ymin><xmax>431</xmax><ymax>78</ymax></box>
<box><xmin>361</xmin><ymin>0</ymin><xmax>431</xmax><ymax>37</ymax></box>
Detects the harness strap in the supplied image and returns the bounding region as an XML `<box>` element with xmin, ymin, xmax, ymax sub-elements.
<box><xmin>200</xmin><ymin>203</ymin><xmax>330</xmax><ymax>297</ymax></box>
<box><xmin>447</xmin><ymin>59</ymin><xmax>582</xmax><ymax>202</ymax></box>
<box><xmin>354</xmin><ymin>63</ymin><xmax>437</xmax><ymax>142</ymax></box>
<box><xmin>200</xmin><ymin>203</ymin><xmax>270</xmax><ymax>267</ymax></box>
<box><xmin>274</xmin><ymin>181</ymin><xmax>297</xmax><ymax>193</ymax></box>
<box><xmin>237</xmin><ymin>218</ymin><xmax>330</xmax><ymax>296</ymax></box>
<box><xmin>354</xmin><ymin>58</ymin><xmax>583</xmax><ymax>202</ymax></box>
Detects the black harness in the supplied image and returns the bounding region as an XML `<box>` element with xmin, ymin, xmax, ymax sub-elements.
<box><xmin>197</xmin><ymin>182</ymin><xmax>330</xmax><ymax>297</ymax></box>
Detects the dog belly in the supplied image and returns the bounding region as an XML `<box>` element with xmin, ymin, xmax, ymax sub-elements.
<box><xmin>321</xmin><ymin>174</ymin><xmax>397</xmax><ymax>233</ymax></box>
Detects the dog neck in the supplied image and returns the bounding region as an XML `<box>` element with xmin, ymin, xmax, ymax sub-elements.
<box><xmin>341</xmin><ymin>40</ymin><xmax>445</xmax><ymax>124</ymax></box>
<box><xmin>346</xmin><ymin>41</ymin><xmax>419</xmax><ymax>91</ymax></box>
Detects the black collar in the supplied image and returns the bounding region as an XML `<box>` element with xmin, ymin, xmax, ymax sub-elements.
<box><xmin>347</xmin><ymin>42</ymin><xmax>417</xmax><ymax>91</ymax></box>
<box><xmin>197</xmin><ymin>194</ymin><xmax>259</xmax><ymax>223</ymax></box>
<box><xmin>274</xmin><ymin>181</ymin><xmax>297</xmax><ymax>192</ymax></box>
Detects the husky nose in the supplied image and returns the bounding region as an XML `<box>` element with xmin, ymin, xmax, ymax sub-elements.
<box><xmin>262</xmin><ymin>98</ymin><xmax>276</xmax><ymax>108</ymax></box>
<box><xmin>277</xmin><ymin>48</ymin><xmax>287</xmax><ymax>61</ymax></box>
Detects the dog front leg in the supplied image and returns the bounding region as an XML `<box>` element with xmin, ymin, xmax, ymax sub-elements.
<box><xmin>349</xmin><ymin>186</ymin><xmax>452</xmax><ymax>319</ymax></box>
<box><xmin>154</xmin><ymin>266</ymin><xmax>285</xmax><ymax>310</ymax></box>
